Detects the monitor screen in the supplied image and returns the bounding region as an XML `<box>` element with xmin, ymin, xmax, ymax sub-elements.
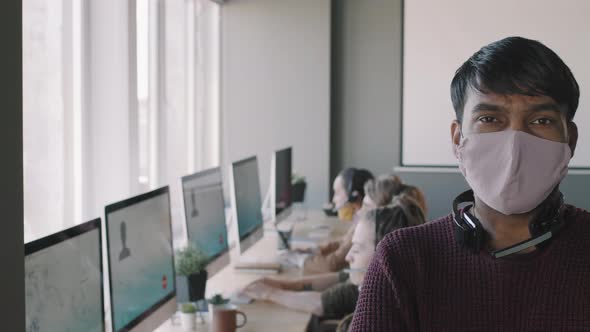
<box><xmin>275</xmin><ymin>147</ymin><xmax>292</xmax><ymax>216</ymax></box>
<box><xmin>231</xmin><ymin>156</ymin><xmax>264</xmax><ymax>249</ymax></box>
<box><xmin>105</xmin><ymin>187</ymin><xmax>175</xmax><ymax>332</ymax></box>
<box><xmin>181</xmin><ymin>167</ymin><xmax>230</xmax><ymax>277</ymax></box>
<box><xmin>25</xmin><ymin>219</ymin><xmax>104</xmax><ymax>332</ymax></box>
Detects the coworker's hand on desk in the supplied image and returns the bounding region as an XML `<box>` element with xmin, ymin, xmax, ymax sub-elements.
<box><xmin>242</xmin><ymin>279</ymin><xmax>278</xmax><ymax>301</ymax></box>
<box><xmin>242</xmin><ymin>276</ymin><xmax>325</xmax><ymax>316</ymax></box>
<box><xmin>256</xmin><ymin>277</ymin><xmax>301</xmax><ymax>291</ymax></box>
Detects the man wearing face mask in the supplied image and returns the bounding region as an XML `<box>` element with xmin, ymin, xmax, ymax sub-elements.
<box><xmin>350</xmin><ymin>36</ymin><xmax>590</xmax><ymax>331</ymax></box>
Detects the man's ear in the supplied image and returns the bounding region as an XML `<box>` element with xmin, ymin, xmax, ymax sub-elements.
<box><xmin>451</xmin><ymin>120</ymin><xmax>462</xmax><ymax>158</ymax></box>
<box><xmin>568</xmin><ymin>121</ymin><xmax>578</xmax><ymax>158</ymax></box>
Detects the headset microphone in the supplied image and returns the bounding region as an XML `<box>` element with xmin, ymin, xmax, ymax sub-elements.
<box><xmin>343</xmin><ymin>268</ymin><xmax>368</xmax><ymax>274</ymax></box>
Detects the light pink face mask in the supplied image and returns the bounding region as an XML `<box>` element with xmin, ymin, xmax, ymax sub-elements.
<box><xmin>455</xmin><ymin>129</ymin><xmax>571</xmax><ymax>215</ymax></box>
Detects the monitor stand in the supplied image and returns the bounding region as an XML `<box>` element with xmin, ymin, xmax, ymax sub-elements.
<box><xmin>261</xmin><ymin>183</ymin><xmax>274</xmax><ymax>224</ymax></box>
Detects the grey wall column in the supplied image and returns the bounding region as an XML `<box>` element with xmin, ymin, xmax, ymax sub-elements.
<box><xmin>0</xmin><ymin>0</ymin><xmax>25</xmax><ymax>330</ymax></box>
<box><xmin>330</xmin><ymin>0</ymin><xmax>403</xmax><ymax>188</ymax></box>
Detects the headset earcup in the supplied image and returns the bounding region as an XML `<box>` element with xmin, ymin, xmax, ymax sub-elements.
<box><xmin>463</xmin><ymin>210</ymin><xmax>485</xmax><ymax>252</ymax></box>
<box><xmin>349</xmin><ymin>190</ymin><xmax>359</xmax><ymax>202</ymax></box>
<box><xmin>347</xmin><ymin>168</ymin><xmax>357</xmax><ymax>202</ymax></box>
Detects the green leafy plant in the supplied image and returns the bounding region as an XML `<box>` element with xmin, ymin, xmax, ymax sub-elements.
<box><xmin>175</xmin><ymin>245</ymin><xmax>208</xmax><ymax>277</ymax></box>
<box><xmin>207</xmin><ymin>294</ymin><xmax>230</xmax><ymax>306</ymax></box>
<box><xmin>181</xmin><ymin>303</ymin><xmax>197</xmax><ymax>314</ymax></box>
<box><xmin>291</xmin><ymin>172</ymin><xmax>306</xmax><ymax>185</ymax></box>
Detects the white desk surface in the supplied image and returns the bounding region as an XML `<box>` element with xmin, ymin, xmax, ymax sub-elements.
<box><xmin>156</xmin><ymin>211</ymin><xmax>347</xmax><ymax>332</ymax></box>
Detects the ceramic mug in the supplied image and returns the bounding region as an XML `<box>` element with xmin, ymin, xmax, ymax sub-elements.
<box><xmin>210</xmin><ymin>304</ymin><xmax>247</xmax><ymax>332</ymax></box>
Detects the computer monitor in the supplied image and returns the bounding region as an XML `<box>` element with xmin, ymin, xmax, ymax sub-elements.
<box><xmin>25</xmin><ymin>218</ymin><xmax>104</xmax><ymax>332</ymax></box>
<box><xmin>274</xmin><ymin>147</ymin><xmax>293</xmax><ymax>223</ymax></box>
<box><xmin>181</xmin><ymin>167</ymin><xmax>230</xmax><ymax>278</ymax></box>
<box><xmin>105</xmin><ymin>187</ymin><xmax>176</xmax><ymax>332</ymax></box>
<box><xmin>230</xmin><ymin>156</ymin><xmax>264</xmax><ymax>254</ymax></box>
<box><xmin>262</xmin><ymin>147</ymin><xmax>293</xmax><ymax>224</ymax></box>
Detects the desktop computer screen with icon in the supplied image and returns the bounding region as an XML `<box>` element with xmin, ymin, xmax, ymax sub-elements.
<box><xmin>230</xmin><ymin>156</ymin><xmax>264</xmax><ymax>254</ymax></box>
<box><xmin>105</xmin><ymin>186</ymin><xmax>176</xmax><ymax>332</ymax></box>
<box><xmin>25</xmin><ymin>218</ymin><xmax>104</xmax><ymax>332</ymax></box>
<box><xmin>181</xmin><ymin>167</ymin><xmax>230</xmax><ymax>277</ymax></box>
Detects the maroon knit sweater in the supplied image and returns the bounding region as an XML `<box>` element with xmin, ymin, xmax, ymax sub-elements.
<box><xmin>350</xmin><ymin>205</ymin><xmax>590</xmax><ymax>331</ymax></box>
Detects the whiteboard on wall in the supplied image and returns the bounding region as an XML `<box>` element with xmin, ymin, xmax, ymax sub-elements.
<box><xmin>402</xmin><ymin>0</ymin><xmax>590</xmax><ymax>167</ymax></box>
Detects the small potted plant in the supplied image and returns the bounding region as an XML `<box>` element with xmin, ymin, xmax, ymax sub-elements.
<box><xmin>180</xmin><ymin>303</ymin><xmax>197</xmax><ymax>331</ymax></box>
<box><xmin>207</xmin><ymin>293</ymin><xmax>230</xmax><ymax>320</ymax></box>
<box><xmin>175</xmin><ymin>245</ymin><xmax>208</xmax><ymax>303</ymax></box>
<box><xmin>291</xmin><ymin>172</ymin><xmax>307</xmax><ymax>203</ymax></box>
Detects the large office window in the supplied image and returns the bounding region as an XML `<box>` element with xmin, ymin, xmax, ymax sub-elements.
<box><xmin>136</xmin><ymin>0</ymin><xmax>221</xmax><ymax>247</ymax></box>
<box><xmin>162</xmin><ymin>0</ymin><xmax>221</xmax><ymax>244</ymax></box>
<box><xmin>23</xmin><ymin>0</ymin><xmax>220</xmax><ymax>244</ymax></box>
<box><xmin>23</xmin><ymin>0</ymin><xmax>83</xmax><ymax>242</ymax></box>
<box><xmin>136</xmin><ymin>0</ymin><xmax>151</xmax><ymax>190</ymax></box>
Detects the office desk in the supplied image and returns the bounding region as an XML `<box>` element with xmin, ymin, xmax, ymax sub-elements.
<box><xmin>158</xmin><ymin>301</ymin><xmax>310</xmax><ymax>332</ymax></box>
<box><xmin>156</xmin><ymin>211</ymin><xmax>346</xmax><ymax>332</ymax></box>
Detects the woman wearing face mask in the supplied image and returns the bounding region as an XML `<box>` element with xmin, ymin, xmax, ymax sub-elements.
<box><xmin>242</xmin><ymin>195</ymin><xmax>425</xmax><ymax>321</ymax></box>
<box><xmin>300</xmin><ymin>168</ymin><xmax>374</xmax><ymax>274</ymax></box>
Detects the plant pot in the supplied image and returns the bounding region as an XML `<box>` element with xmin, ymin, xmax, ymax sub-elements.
<box><xmin>176</xmin><ymin>270</ymin><xmax>208</xmax><ymax>302</ymax></box>
<box><xmin>292</xmin><ymin>182</ymin><xmax>306</xmax><ymax>203</ymax></box>
<box><xmin>180</xmin><ymin>312</ymin><xmax>196</xmax><ymax>331</ymax></box>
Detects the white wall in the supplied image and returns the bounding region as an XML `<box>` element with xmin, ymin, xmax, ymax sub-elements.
<box><xmin>402</xmin><ymin>0</ymin><xmax>590</xmax><ymax>167</ymax></box>
<box><xmin>221</xmin><ymin>0</ymin><xmax>331</xmax><ymax>208</ymax></box>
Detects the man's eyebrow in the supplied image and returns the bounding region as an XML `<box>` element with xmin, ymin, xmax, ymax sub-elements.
<box><xmin>471</xmin><ymin>103</ymin><xmax>505</xmax><ymax>113</ymax></box>
<box><xmin>526</xmin><ymin>102</ymin><xmax>562</xmax><ymax>113</ymax></box>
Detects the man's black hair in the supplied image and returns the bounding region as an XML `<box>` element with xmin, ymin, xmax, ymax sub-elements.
<box><xmin>451</xmin><ymin>36</ymin><xmax>579</xmax><ymax>122</ymax></box>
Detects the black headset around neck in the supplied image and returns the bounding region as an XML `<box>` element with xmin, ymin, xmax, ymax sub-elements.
<box><xmin>452</xmin><ymin>189</ymin><xmax>566</xmax><ymax>258</ymax></box>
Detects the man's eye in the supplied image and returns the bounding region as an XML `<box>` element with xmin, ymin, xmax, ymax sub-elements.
<box><xmin>478</xmin><ymin>116</ymin><xmax>497</xmax><ymax>123</ymax></box>
<box><xmin>531</xmin><ymin>118</ymin><xmax>553</xmax><ymax>125</ymax></box>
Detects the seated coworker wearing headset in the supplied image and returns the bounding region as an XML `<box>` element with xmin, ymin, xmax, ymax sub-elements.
<box><xmin>351</xmin><ymin>37</ymin><xmax>590</xmax><ymax>331</ymax></box>
<box><xmin>302</xmin><ymin>168</ymin><xmax>374</xmax><ymax>274</ymax></box>
<box><xmin>243</xmin><ymin>195</ymin><xmax>425</xmax><ymax>318</ymax></box>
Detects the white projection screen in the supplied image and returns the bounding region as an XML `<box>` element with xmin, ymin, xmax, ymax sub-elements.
<box><xmin>402</xmin><ymin>0</ymin><xmax>590</xmax><ymax>167</ymax></box>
